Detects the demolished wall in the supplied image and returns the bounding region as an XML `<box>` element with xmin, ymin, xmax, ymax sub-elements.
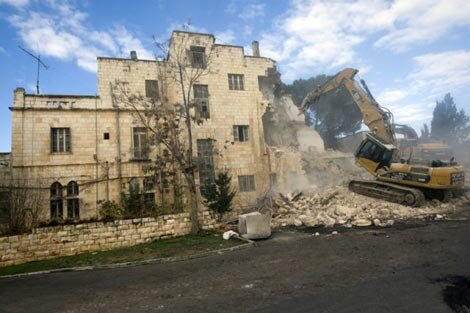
<box><xmin>259</xmin><ymin>69</ymin><xmax>361</xmax><ymax>196</ymax></box>
<box><xmin>263</xmin><ymin>95</ymin><xmax>324</xmax><ymax>153</ymax></box>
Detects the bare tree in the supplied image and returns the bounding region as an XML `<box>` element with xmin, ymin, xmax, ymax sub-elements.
<box><xmin>0</xmin><ymin>177</ymin><xmax>45</xmax><ymax>235</ymax></box>
<box><xmin>112</xmin><ymin>31</ymin><xmax>214</xmax><ymax>234</ymax></box>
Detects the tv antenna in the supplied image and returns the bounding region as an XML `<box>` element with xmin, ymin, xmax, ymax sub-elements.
<box><xmin>18</xmin><ymin>46</ymin><xmax>49</xmax><ymax>94</ymax></box>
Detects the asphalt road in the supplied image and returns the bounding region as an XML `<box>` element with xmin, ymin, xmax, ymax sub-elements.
<box><xmin>1</xmin><ymin>213</ymin><xmax>470</xmax><ymax>313</ymax></box>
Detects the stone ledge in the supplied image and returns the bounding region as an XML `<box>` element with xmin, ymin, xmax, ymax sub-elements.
<box><xmin>0</xmin><ymin>213</ymin><xmax>218</xmax><ymax>267</ymax></box>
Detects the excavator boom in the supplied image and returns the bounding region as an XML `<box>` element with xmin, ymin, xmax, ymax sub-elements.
<box><xmin>300</xmin><ymin>68</ymin><xmax>395</xmax><ymax>145</ymax></box>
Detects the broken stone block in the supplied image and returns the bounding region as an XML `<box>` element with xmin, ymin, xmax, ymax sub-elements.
<box><xmin>373</xmin><ymin>218</ymin><xmax>382</xmax><ymax>227</ymax></box>
<box><xmin>351</xmin><ymin>219</ymin><xmax>372</xmax><ymax>227</ymax></box>
<box><xmin>335</xmin><ymin>205</ymin><xmax>358</xmax><ymax>216</ymax></box>
<box><xmin>238</xmin><ymin>212</ymin><xmax>271</xmax><ymax>240</ymax></box>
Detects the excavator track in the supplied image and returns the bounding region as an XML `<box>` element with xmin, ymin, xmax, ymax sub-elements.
<box><xmin>348</xmin><ymin>179</ymin><xmax>426</xmax><ymax>207</ymax></box>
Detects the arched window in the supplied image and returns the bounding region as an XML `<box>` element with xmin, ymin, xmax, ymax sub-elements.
<box><xmin>67</xmin><ymin>181</ymin><xmax>79</xmax><ymax>196</ymax></box>
<box><xmin>50</xmin><ymin>182</ymin><xmax>63</xmax><ymax>219</ymax></box>
<box><xmin>66</xmin><ymin>181</ymin><xmax>79</xmax><ymax>219</ymax></box>
<box><xmin>129</xmin><ymin>178</ymin><xmax>140</xmax><ymax>193</ymax></box>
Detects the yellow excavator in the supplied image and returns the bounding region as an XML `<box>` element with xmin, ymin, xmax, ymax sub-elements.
<box><xmin>392</xmin><ymin>123</ymin><xmax>453</xmax><ymax>163</ymax></box>
<box><xmin>300</xmin><ymin>68</ymin><xmax>465</xmax><ymax>206</ymax></box>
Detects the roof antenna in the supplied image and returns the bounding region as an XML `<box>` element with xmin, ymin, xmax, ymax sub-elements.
<box><xmin>18</xmin><ymin>46</ymin><xmax>49</xmax><ymax>94</ymax></box>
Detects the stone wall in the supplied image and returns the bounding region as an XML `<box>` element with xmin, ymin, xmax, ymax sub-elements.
<box><xmin>0</xmin><ymin>211</ymin><xmax>217</xmax><ymax>267</ymax></box>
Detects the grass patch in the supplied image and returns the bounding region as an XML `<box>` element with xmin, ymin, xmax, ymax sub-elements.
<box><xmin>0</xmin><ymin>231</ymin><xmax>243</xmax><ymax>277</ymax></box>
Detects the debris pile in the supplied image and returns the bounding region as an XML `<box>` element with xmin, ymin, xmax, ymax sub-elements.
<box><xmin>272</xmin><ymin>186</ymin><xmax>468</xmax><ymax>228</ymax></box>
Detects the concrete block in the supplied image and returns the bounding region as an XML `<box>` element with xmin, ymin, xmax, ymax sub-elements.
<box><xmin>238</xmin><ymin>212</ymin><xmax>271</xmax><ymax>240</ymax></box>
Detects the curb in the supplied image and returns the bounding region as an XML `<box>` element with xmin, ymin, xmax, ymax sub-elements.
<box><xmin>0</xmin><ymin>240</ymin><xmax>255</xmax><ymax>280</ymax></box>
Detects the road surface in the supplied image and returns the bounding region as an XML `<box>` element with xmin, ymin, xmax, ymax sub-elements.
<box><xmin>1</xmin><ymin>213</ymin><xmax>470</xmax><ymax>312</ymax></box>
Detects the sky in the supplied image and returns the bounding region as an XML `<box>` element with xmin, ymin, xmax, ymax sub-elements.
<box><xmin>0</xmin><ymin>0</ymin><xmax>470</xmax><ymax>152</ymax></box>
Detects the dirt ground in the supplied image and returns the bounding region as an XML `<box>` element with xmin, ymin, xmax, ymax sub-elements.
<box><xmin>1</xmin><ymin>206</ymin><xmax>470</xmax><ymax>313</ymax></box>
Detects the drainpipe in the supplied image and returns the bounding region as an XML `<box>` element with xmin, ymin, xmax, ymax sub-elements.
<box><xmin>94</xmin><ymin>95</ymin><xmax>99</xmax><ymax>216</ymax></box>
<box><xmin>110</xmin><ymin>83</ymin><xmax>123</xmax><ymax>202</ymax></box>
<box><xmin>104</xmin><ymin>161</ymin><xmax>110</xmax><ymax>201</ymax></box>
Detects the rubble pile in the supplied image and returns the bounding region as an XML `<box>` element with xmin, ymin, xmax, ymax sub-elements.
<box><xmin>272</xmin><ymin>186</ymin><xmax>468</xmax><ymax>228</ymax></box>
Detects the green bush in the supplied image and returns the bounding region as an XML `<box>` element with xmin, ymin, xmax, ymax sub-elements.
<box><xmin>201</xmin><ymin>171</ymin><xmax>236</xmax><ymax>220</ymax></box>
<box><xmin>98</xmin><ymin>200</ymin><xmax>123</xmax><ymax>222</ymax></box>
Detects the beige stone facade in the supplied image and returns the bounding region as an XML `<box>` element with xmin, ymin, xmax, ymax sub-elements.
<box><xmin>3</xmin><ymin>30</ymin><xmax>283</xmax><ymax>221</ymax></box>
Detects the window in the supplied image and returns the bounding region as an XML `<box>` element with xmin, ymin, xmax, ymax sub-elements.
<box><xmin>129</xmin><ymin>177</ymin><xmax>140</xmax><ymax>192</ymax></box>
<box><xmin>144</xmin><ymin>193</ymin><xmax>155</xmax><ymax>210</ymax></box>
<box><xmin>197</xmin><ymin>101</ymin><xmax>210</xmax><ymax>119</ymax></box>
<box><xmin>67</xmin><ymin>181</ymin><xmax>79</xmax><ymax>196</ymax></box>
<box><xmin>190</xmin><ymin>46</ymin><xmax>206</xmax><ymax>68</ymax></box>
<box><xmin>233</xmin><ymin>125</ymin><xmax>249</xmax><ymax>142</ymax></box>
<box><xmin>132</xmin><ymin>127</ymin><xmax>149</xmax><ymax>159</ymax></box>
<box><xmin>194</xmin><ymin>84</ymin><xmax>210</xmax><ymax>119</ymax></box>
<box><xmin>194</xmin><ymin>84</ymin><xmax>209</xmax><ymax>98</ymax></box>
<box><xmin>103</xmin><ymin>132</ymin><xmax>110</xmax><ymax>140</ymax></box>
<box><xmin>270</xmin><ymin>173</ymin><xmax>277</xmax><ymax>186</ymax></box>
<box><xmin>228</xmin><ymin>74</ymin><xmax>244</xmax><ymax>90</ymax></box>
<box><xmin>127</xmin><ymin>178</ymin><xmax>155</xmax><ymax>211</ymax></box>
<box><xmin>143</xmin><ymin>176</ymin><xmax>155</xmax><ymax>191</ymax></box>
<box><xmin>145</xmin><ymin>80</ymin><xmax>159</xmax><ymax>99</ymax></box>
<box><xmin>356</xmin><ymin>139</ymin><xmax>393</xmax><ymax>169</ymax></box>
<box><xmin>51</xmin><ymin>128</ymin><xmax>71</xmax><ymax>153</ymax></box>
<box><xmin>238</xmin><ymin>175</ymin><xmax>255</xmax><ymax>192</ymax></box>
<box><xmin>143</xmin><ymin>177</ymin><xmax>156</xmax><ymax>209</ymax></box>
<box><xmin>66</xmin><ymin>181</ymin><xmax>79</xmax><ymax>219</ymax></box>
<box><xmin>197</xmin><ymin>139</ymin><xmax>215</xmax><ymax>190</ymax></box>
<box><xmin>50</xmin><ymin>182</ymin><xmax>63</xmax><ymax>219</ymax></box>
<box><xmin>0</xmin><ymin>191</ymin><xmax>9</xmax><ymax>224</ymax></box>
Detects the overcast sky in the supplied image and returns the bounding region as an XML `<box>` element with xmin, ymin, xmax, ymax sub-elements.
<box><xmin>1</xmin><ymin>0</ymin><xmax>470</xmax><ymax>152</ymax></box>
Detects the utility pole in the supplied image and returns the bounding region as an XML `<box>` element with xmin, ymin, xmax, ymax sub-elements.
<box><xmin>18</xmin><ymin>46</ymin><xmax>49</xmax><ymax>94</ymax></box>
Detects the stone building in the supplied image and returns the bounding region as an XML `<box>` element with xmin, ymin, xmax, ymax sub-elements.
<box><xmin>3</xmin><ymin>30</ymin><xmax>292</xmax><ymax>221</ymax></box>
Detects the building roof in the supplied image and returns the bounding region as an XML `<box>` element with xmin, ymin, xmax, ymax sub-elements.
<box><xmin>24</xmin><ymin>94</ymin><xmax>98</xmax><ymax>98</ymax></box>
<box><xmin>172</xmin><ymin>30</ymin><xmax>215</xmax><ymax>39</ymax></box>
<box><xmin>97</xmin><ymin>56</ymin><xmax>160</xmax><ymax>63</ymax></box>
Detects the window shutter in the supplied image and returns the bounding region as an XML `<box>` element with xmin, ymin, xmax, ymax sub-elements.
<box><xmin>141</xmin><ymin>132</ymin><xmax>148</xmax><ymax>158</ymax></box>
<box><xmin>233</xmin><ymin>126</ymin><xmax>239</xmax><ymax>141</ymax></box>
<box><xmin>65</xmin><ymin>129</ymin><xmax>71</xmax><ymax>152</ymax></box>
<box><xmin>228</xmin><ymin>75</ymin><xmax>233</xmax><ymax>90</ymax></box>
<box><xmin>243</xmin><ymin>126</ymin><xmax>249</xmax><ymax>141</ymax></box>
<box><xmin>51</xmin><ymin>129</ymin><xmax>55</xmax><ymax>152</ymax></box>
<box><xmin>145</xmin><ymin>80</ymin><xmax>159</xmax><ymax>99</ymax></box>
<box><xmin>133</xmin><ymin>129</ymin><xmax>140</xmax><ymax>158</ymax></box>
<box><xmin>186</xmin><ymin>49</ymin><xmax>193</xmax><ymax>67</ymax></box>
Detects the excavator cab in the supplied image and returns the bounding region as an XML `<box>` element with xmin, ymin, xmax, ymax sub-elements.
<box><xmin>355</xmin><ymin>133</ymin><xmax>395</xmax><ymax>176</ymax></box>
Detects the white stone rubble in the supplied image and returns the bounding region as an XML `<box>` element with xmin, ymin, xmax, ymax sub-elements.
<box><xmin>272</xmin><ymin>186</ymin><xmax>468</xmax><ymax>228</ymax></box>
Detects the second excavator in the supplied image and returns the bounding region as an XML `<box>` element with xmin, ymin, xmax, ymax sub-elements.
<box><xmin>300</xmin><ymin>68</ymin><xmax>465</xmax><ymax>207</ymax></box>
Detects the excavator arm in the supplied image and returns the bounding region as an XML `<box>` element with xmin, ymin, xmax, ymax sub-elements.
<box><xmin>300</xmin><ymin>68</ymin><xmax>400</xmax><ymax>175</ymax></box>
<box><xmin>300</xmin><ymin>68</ymin><xmax>396</xmax><ymax>145</ymax></box>
<box><xmin>299</xmin><ymin>68</ymin><xmax>464</xmax><ymax>207</ymax></box>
